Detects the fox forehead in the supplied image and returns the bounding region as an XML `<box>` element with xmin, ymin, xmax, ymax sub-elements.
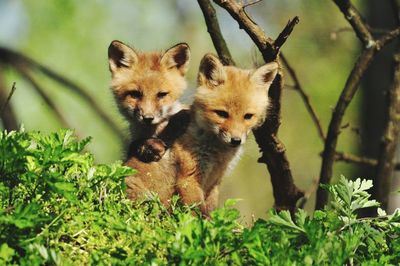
<box><xmin>135</xmin><ymin>51</ymin><xmax>163</xmax><ymax>71</ymax></box>
<box><xmin>111</xmin><ymin>51</ymin><xmax>184</xmax><ymax>94</ymax></box>
<box><xmin>196</xmin><ymin>67</ymin><xmax>269</xmax><ymax>115</ymax></box>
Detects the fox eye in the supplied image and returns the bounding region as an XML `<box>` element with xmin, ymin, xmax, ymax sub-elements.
<box><xmin>157</xmin><ymin>92</ymin><xmax>169</xmax><ymax>99</ymax></box>
<box><xmin>128</xmin><ymin>90</ymin><xmax>142</xmax><ymax>99</ymax></box>
<box><xmin>214</xmin><ymin>110</ymin><xmax>229</xmax><ymax>119</ymax></box>
<box><xmin>244</xmin><ymin>113</ymin><xmax>254</xmax><ymax>120</ymax></box>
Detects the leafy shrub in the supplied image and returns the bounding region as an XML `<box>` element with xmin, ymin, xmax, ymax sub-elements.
<box><xmin>0</xmin><ymin>129</ymin><xmax>399</xmax><ymax>265</ymax></box>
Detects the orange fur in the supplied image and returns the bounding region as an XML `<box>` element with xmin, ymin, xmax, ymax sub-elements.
<box><xmin>108</xmin><ymin>40</ymin><xmax>190</xmax><ymax>141</ymax></box>
<box><xmin>125</xmin><ymin>53</ymin><xmax>279</xmax><ymax>215</ymax></box>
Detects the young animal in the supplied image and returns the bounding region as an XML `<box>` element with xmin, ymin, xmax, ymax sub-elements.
<box><xmin>125</xmin><ymin>53</ymin><xmax>278</xmax><ymax>215</ymax></box>
<box><xmin>108</xmin><ymin>40</ymin><xmax>191</xmax><ymax>161</ymax></box>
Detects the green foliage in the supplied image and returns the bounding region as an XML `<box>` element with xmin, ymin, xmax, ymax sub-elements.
<box><xmin>1</xmin><ymin>129</ymin><xmax>400</xmax><ymax>265</ymax></box>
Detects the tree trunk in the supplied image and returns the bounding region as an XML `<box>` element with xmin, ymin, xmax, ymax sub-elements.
<box><xmin>361</xmin><ymin>1</ymin><xmax>397</xmax><ymax>213</ymax></box>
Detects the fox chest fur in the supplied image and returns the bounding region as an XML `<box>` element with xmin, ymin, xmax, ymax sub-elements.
<box><xmin>173</xmin><ymin>125</ymin><xmax>242</xmax><ymax>196</ymax></box>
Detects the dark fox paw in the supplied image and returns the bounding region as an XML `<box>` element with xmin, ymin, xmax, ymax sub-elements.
<box><xmin>135</xmin><ymin>138</ymin><xmax>167</xmax><ymax>162</ymax></box>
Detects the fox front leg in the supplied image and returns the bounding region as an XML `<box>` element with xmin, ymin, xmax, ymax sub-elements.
<box><xmin>205</xmin><ymin>185</ymin><xmax>219</xmax><ymax>214</ymax></box>
<box><xmin>176</xmin><ymin>176</ymin><xmax>207</xmax><ymax>216</ymax></box>
<box><xmin>128</xmin><ymin>138</ymin><xmax>167</xmax><ymax>162</ymax></box>
<box><xmin>128</xmin><ymin>110</ymin><xmax>191</xmax><ymax>163</ymax></box>
<box><xmin>175</xmin><ymin>153</ymin><xmax>208</xmax><ymax>215</ymax></box>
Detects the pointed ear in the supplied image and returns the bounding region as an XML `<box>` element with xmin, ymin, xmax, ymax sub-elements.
<box><xmin>160</xmin><ymin>43</ymin><xmax>190</xmax><ymax>75</ymax></box>
<box><xmin>108</xmin><ymin>40</ymin><xmax>138</xmax><ymax>73</ymax></box>
<box><xmin>250</xmin><ymin>62</ymin><xmax>279</xmax><ymax>88</ymax></box>
<box><xmin>198</xmin><ymin>53</ymin><xmax>226</xmax><ymax>87</ymax></box>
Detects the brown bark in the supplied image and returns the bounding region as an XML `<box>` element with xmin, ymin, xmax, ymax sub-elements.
<box><xmin>333</xmin><ymin>0</ymin><xmax>374</xmax><ymax>46</ymax></box>
<box><xmin>0</xmin><ymin>47</ymin><xmax>125</xmax><ymax>140</ymax></box>
<box><xmin>210</xmin><ymin>0</ymin><xmax>304</xmax><ymax>212</ymax></box>
<box><xmin>280</xmin><ymin>55</ymin><xmax>325</xmax><ymax>142</ymax></box>
<box><xmin>373</xmin><ymin>0</ymin><xmax>400</xmax><ymax>209</ymax></box>
<box><xmin>0</xmin><ymin>74</ymin><xmax>18</xmax><ymax>131</ymax></box>
<box><xmin>316</xmin><ymin>0</ymin><xmax>400</xmax><ymax>209</ymax></box>
<box><xmin>197</xmin><ymin>0</ymin><xmax>235</xmax><ymax>66</ymax></box>
<box><xmin>334</xmin><ymin>151</ymin><xmax>400</xmax><ymax>170</ymax></box>
<box><xmin>374</xmin><ymin>52</ymin><xmax>400</xmax><ymax>209</ymax></box>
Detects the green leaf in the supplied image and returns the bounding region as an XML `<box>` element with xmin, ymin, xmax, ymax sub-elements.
<box><xmin>269</xmin><ymin>210</ymin><xmax>305</xmax><ymax>234</ymax></box>
<box><xmin>0</xmin><ymin>243</ymin><xmax>15</xmax><ymax>262</ymax></box>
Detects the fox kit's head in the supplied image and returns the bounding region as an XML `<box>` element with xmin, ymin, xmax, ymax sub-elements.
<box><xmin>108</xmin><ymin>40</ymin><xmax>190</xmax><ymax>125</ymax></box>
<box><xmin>194</xmin><ymin>54</ymin><xmax>278</xmax><ymax>147</ymax></box>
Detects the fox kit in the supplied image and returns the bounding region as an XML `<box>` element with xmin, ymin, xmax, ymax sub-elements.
<box><xmin>108</xmin><ymin>40</ymin><xmax>191</xmax><ymax>161</ymax></box>
<box><xmin>125</xmin><ymin>53</ymin><xmax>278</xmax><ymax>214</ymax></box>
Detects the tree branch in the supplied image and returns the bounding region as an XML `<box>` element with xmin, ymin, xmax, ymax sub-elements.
<box><xmin>273</xmin><ymin>17</ymin><xmax>300</xmax><ymax>59</ymax></box>
<box><xmin>13</xmin><ymin>65</ymin><xmax>71</xmax><ymax>128</ymax></box>
<box><xmin>0</xmin><ymin>70</ymin><xmax>18</xmax><ymax>131</ymax></box>
<box><xmin>1</xmin><ymin>82</ymin><xmax>16</xmax><ymax>115</ymax></box>
<box><xmin>316</xmin><ymin>25</ymin><xmax>400</xmax><ymax>209</ymax></box>
<box><xmin>333</xmin><ymin>0</ymin><xmax>374</xmax><ymax>46</ymax></box>
<box><xmin>373</xmin><ymin>12</ymin><xmax>400</xmax><ymax>209</ymax></box>
<box><xmin>335</xmin><ymin>151</ymin><xmax>400</xmax><ymax>171</ymax></box>
<box><xmin>212</xmin><ymin>0</ymin><xmax>304</xmax><ymax>212</ymax></box>
<box><xmin>213</xmin><ymin>0</ymin><xmax>272</xmax><ymax>61</ymax></box>
<box><xmin>281</xmin><ymin>54</ymin><xmax>325</xmax><ymax>141</ymax></box>
<box><xmin>197</xmin><ymin>0</ymin><xmax>235</xmax><ymax>65</ymax></box>
<box><xmin>0</xmin><ymin>47</ymin><xmax>125</xmax><ymax>140</ymax></box>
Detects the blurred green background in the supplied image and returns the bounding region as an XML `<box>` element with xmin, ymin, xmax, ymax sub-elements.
<box><xmin>1</xmin><ymin>0</ymin><xmax>386</xmax><ymax>222</ymax></box>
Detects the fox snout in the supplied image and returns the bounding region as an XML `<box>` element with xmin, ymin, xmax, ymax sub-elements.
<box><xmin>218</xmin><ymin>129</ymin><xmax>247</xmax><ymax>147</ymax></box>
<box><xmin>230</xmin><ymin>137</ymin><xmax>242</xmax><ymax>147</ymax></box>
<box><xmin>136</xmin><ymin>108</ymin><xmax>160</xmax><ymax>125</ymax></box>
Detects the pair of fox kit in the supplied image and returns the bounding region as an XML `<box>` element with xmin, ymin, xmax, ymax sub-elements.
<box><xmin>108</xmin><ymin>40</ymin><xmax>278</xmax><ymax>215</ymax></box>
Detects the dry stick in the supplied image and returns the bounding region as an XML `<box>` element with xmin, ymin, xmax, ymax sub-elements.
<box><xmin>0</xmin><ymin>73</ymin><xmax>18</xmax><ymax>130</ymax></box>
<box><xmin>280</xmin><ymin>54</ymin><xmax>326</xmax><ymax>141</ymax></box>
<box><xmin>0</xmin><ymin>82</ymin><xmax>16</xmax><ymax>114</ymax></box>
<box><xmin>272</xmin><ymin>17</ymin><xmax>299</xmax><ymax>59</ymax></box>
<box><xmin>213</xmin><ymin>0</ymin><xmax>270</xmax><ymax>56</ymax></box>
<box><xmin>197</xmin><ymin>0</ymin><xmax>235</xmax><ymax>66</ymax></box>
<box><xmin>333</xmin><ymin>0</ymin><xmax>374</xmax><ymax>46</ymax></box>
<box><xmin>374</xmin><ymin>0</ymin><xmax>400</xmax><ymax>209</ymax></box>
<box><xmin>316</xmin><ymin>28</ymin><xmax>400</xmax><ymax>210</ymax></box>
<box><xmin>335</xmin><ymin>151</ymin><xmax>378</xmax><ymax>167</ymax></box>
<box><xmin>213</xmin><ymin>0</ymin><xmax>304</xmax><ymax>211</ymax></box>
<box><xmin>335</xmin><ymin>151</ymin><xmax>400</xmax><ymax>170</ymax></box>
<box><xmin>243</xmin><ymin>0</ymin><xmax>262</xmax><ymax>9</ymax></box>
<box><xmin>0</xmin><ymin>47</ymin><xmax>125</xmax><ymax>140</ymax></box>
<box><xmin>13</xmin><ymin>65</ymin><xmax>71</xmax><ymax>128</ymax></box>
<box><xmin>392</xmin><ymin>0</ymin><xmax>400</xmax><ymax>25</ymax></box>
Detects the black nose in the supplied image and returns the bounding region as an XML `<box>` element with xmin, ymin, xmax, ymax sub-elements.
<box><xmin>230</xmin><ymin>137</ymin><xmax>241</xmax><ymax>146</ymax></box>
<box><xmin>142</xmin><ymin>115</ymin><xmax>154</xmax><ymax>123</ymax></box>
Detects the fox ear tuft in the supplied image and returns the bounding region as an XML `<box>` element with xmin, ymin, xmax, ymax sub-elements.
<box><xmin>198</xmin><ymin>53</ymin><xmax>226</xmax><ymax>87</ymax></box>
<box><xmin>161</xmin><ymin>43</ymin><xmax>191</xmax><ymax>75</ymax></box>
<box><xmin>108</xmin><ymin>40</ymin><xmax>138</xmax><ymax>73</ymax></box>
<box><xmin>251</xmin><ymin>62</ymin><xmax>279</xmax><ymax>88</ymax></box>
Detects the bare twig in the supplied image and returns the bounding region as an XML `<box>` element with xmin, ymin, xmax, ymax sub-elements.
<box><xmin>281</xmin><ymin>55</ymin><xmax>325</xmax><ymax>141</ymax></box>
<box><xmin>242</xmin><ymin>0</ymin><xmax>262</xmax><ymax>9</ymax></box>
<box><xmin>1</xmin><ymin>82</ymin><xmax>16</xmax><ymax>114</ymax></box>
<box><xmin>330</xmin><ymin>27</ymin><xmax>395</xmax><ymax>41</ymax></box>
<box><xmin>197</xmin><ymin>0</ymin><xmax>235</xmax><ymax>65</ymax></box>
<box><xmin>273</xmin><ymin>17</ymin><xmax>300</xmax><ymax>58</ymax></box>
<box><xmin>334</xmin><ymin>151</ymin><xmax>400</xmax><ymax>170</ymax></box>
<box><xmin>392</xmin><ymin>0</ymin><xmax>400</xmax><ymax>24</ymax></box>
<box><xmin>0</xmin><ymin>71</ymin><xmax>18</xmax><ymax>130</ymax></box>
<box><xmin>297</xmin><ymin>177</ymin><xmax>319</xmax><ymax>209</ymax></box>
<box><xmin>373</xmin><ymin>4</ymin><xmax>400</xmax><ymax>209</ymax></box>
<box><xmin>316</xmin><ymin>19</ymin><xmax>400</xmax><ymax>210</ymax></box>
<box><xmin>333</xmin><ymin>0</ymin><xmax>374</xmax><ymax>46</ymax></box>
<box><xmin>213</xmin><ymin>0</ymin><xmax>272</xmax><ymax>60</ymax></box>
<box><xmin>213</xmin><ymin>0</ymin><xmax>304</xmax><ymax>212</ymax></box>
<box><xmin>334</xmin><ymin>151</ymin><xmax>378</xmax><ymax>166</ymax></box>
<box><xmin>0</xmin><ymin>47</ymin><xmax>125</xmax><ymax>140</ymax></box>
<box><xmin>13</xmin><ymin>65</ymin><xmax>70</xmax><ymax>128</ymax></box>
<box><xmin>378</xmin><ymin>27</ymin><xmax>400</xmax><ymax>47</ymax></box>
